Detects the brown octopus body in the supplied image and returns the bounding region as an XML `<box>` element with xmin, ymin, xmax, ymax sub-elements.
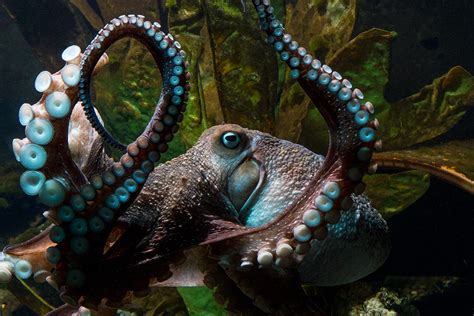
<box><xmin>2</xmin><ymin>0</ymin><xmax>389</xmax><ymax>314</ymax></box>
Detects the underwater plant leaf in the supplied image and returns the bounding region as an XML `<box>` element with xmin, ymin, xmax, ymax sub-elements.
<box><xmin>169</xmin><ymin>0</ymin><xmax>282</xmax><ymax>154</ymax></box>
<box><xmin>178</xmin><ymin>287</ymin><xmax>227</xmax><ymax>316</ymax></box>
<box><xmin>328</xmin><ymin>28</ymin><xmax>395</xmax><ymax>114</ymax></box>
<box><xmin>7</xmin><ymin>222</ymin><xmax>51</xmax><ymax>246</ymax></box>
<box><xmin>125</xmin><ymin>287</ymin><xmax>188</xmax><ymax>315</ymax></box>
<box><xmin>374</xmin><ymin>140</ymin><xmax>474</xmax><ymax>194</ymax></box>
<box><xmin>7</xmin><ymin>277</ymin><xmax>54</xmax><ymax>315</ymax></box>
<box><xmin>285</xmin><ymin>0</ymin><xmax>357</xmax><ymax>61</ymax></box>
<box><xmin>0</xmin><ymin>163</ymin><xmax>21</xmax><ymax>196</ymax></box>
<box><xmin>273</xmin><ymin>0</ymin><xmax>357</xmax><ymax>143</ymax></box>
<box><xmin>94</xmin><ymin>0</ymin><xmax>160</xmax><ymax>22</ymax></box>
<box><xmin>79</xmin><ymin>2</ymin><xmax>205</xmax><ymax>161</ymax></box>
<box><xmin>364</xmin><ymin>170</ymin><xmax>430</xmax><ymax>219</ymax></box>
<box><xmin>299</xmin><ymin>28</ymin><xmax>395</xmax><ymax>154</ymax></box>
<box><xmin>69</xmin><ymin>0</ymin><xmax>104</xmax><ymax>30</ymax></box>
<box><xmin>172</xmin><ymin>0</ymin><xmax>281</xmax><ymax>135</ymax></box>
<box><xmin>202</xmin><ymin>0</ymin><xmax>280</xmax><ymax>132</ymax></box>
<box><xmin>93</xmin><ymin>39</ymin><xmax>163</xmax><ymax>145</ymax></box>
<box><xmin>1</xmin><ymin>0</ymin><xmax>94</xmax><ymax>70</ymax></box>
<box><xmin>0</xmin><ymin>198</ymin><xmax>10</xmax><ymax>210</ymax></box>
<box><xmin>90</xmin><ymin>6</ymin><xmax>196</xmax><ymax>160</ymax></box>
<box><xmin>169</xmin><ymin>2</ymin><xmax>222</xmax><ymax>150</ymax></box>
<box><xmin>378</xmin><ymin>66</ymin><xmax>474</xmax><ymax>150</ymax></box>
<box><xmin>0</xmin><ymin>288</ymin><xmax>20</xmax><ymax>314</ymax></box>
<box><xmin>0</xmin><ymin>163</ymin><xmax>21</xmax><ymax>213</ymax></box>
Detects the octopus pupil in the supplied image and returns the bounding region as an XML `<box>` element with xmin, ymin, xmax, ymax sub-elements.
<box><xmin>221</xmin><ymin>132</ymin><xmax>240</xmax><ymax>149</ymax></box>
<box><xmin>226</xmin><ymin>135</ymin><xmax>236</xmax><ymax>142</ymax></box>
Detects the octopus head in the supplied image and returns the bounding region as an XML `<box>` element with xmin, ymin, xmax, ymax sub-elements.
<box><xmin>182</xmin><ymin>124</ymin><xmax>390</xmax><ymax>286</ymax></box>
<box><xmin>192</xmin><ymin>124</ymin><xmax>324</xmax><ymax>228</ymax></box>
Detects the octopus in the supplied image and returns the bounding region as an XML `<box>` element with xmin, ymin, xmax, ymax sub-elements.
<box><xmin>0</xmin><ymin>1</ymin><xmax>390</xmax><ymax>315</ymax></box>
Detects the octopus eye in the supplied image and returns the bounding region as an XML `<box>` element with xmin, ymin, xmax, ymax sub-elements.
<box><xmin>221</xmin><ymin>132</ymin><xmax>241</xmax><ymax>149</ymax></box>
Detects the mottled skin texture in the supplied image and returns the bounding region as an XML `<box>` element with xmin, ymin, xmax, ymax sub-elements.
<box><xmin>300</xmin><ymin>195</ymin><xmax>389</xmax><ymax>286</ymax></box>
<box><xmin>117</xmin><ymin>125</ymin><xmax>388</xmax><ymax>283</ymax></box>
<box><xmin>97</xmin><ymin>124</ymin><xmax>389</xmax><ymax>314</ymax></box>
<box><xmin>5</xmin><ymin>1</ymin><xmax>389</xmax><ymax>314</ymax></box>
<box><xmin>119</xmin><ymin>124</ymin><xmax>325</xmax><ymax>262</ymax></box>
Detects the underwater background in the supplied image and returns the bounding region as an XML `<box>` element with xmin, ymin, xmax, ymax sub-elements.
<box><xmin>0</xmin><ymin>0</ymin><xmax>472</xmax><ymax>315</ymax></box>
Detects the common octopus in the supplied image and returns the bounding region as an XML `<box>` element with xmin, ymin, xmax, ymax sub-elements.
<box><xmin>1</xmin><ymin>1</ymin><xmax>390</xmax><ymax>314</ymax></box>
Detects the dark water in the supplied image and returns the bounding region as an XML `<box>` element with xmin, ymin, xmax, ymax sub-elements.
<box><xmin>355</xmin><ymin>0</ymin><xmax>474</xmax><ymax>145</ymax></box>
<box><xmin>0</xmin><ymin>0</ymin><xmax>472</xmax><ymax>315</ymax></box>
<box><xmin>354</xmin><ymin>1</ymin><xmax>474</xmax><ymax>314</ymax></box>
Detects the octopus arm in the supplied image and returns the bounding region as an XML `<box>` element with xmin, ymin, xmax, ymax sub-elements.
<box><xmin>4</xmin><ymin>14</ymin><xmax>191</xmax><ymax>308</ymax></box>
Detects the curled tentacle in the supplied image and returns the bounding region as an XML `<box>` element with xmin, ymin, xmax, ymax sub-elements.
<box><xmin>3</xmin><ymin>45</ymin><xmax>107</xmax><ymax>292</ymax></box>
<box><xmin>3</xmin><ymin>3</ymin><xmax>385</xmax><ymax>313</ymax></box>
<box><xmin>208</xmin><ymin>0</ymin><xmax>382</xmax><ymax>270</ymax></box>
<box><xmin>79</xmin><ymin>15</ymin><xmax>189</xmax><ymax>152</ymax></box>
<box><xmin>3</xmin><ymin>14</ymin><xmax>189</xmax><ymax>306</ymax></box>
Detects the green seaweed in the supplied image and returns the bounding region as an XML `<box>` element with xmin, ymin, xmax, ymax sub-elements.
<box><xmin>205</xmin><ymin>0</ymin><xmax>279</xmax><ymax>132</ymax></box>
<box><xmin>208</xmin><ymin>0</ymin><xmax>243</xmax><ymax>18</ymax></box>
<box><xmin>273</xmin><ymin>0</ymin><xmax>357</xmax><ymax>143</ymax></box>
<box><xmin>378</xmin><ymin>66</ymin><xmax>474</xmax><ymax>150</ymax></box>
<box><xmin>328</xmin><ymin>28</ymin><xmax>395</xmax><ymax>115</ymax></box>
<box><xmin>7</xmin><ymin>221</ymin><xmax>51</xmax><ymax>246</ymax></box>
<box><xmin>0</xmin><ymin>163</ymin><xmax>22</xmax><ymax>213</ymax></box>
<box><xmin>178</xmin><ymin>287</ymin><xmax>227</xmax><ymax>316</ymax></box>
<box><xmin>125</xmin><ymin>287</ymin><xmax>188</xmax><ymax>315</ymax></box>
<box><xmin>0</xmin><ymin>198</ymin><xmax>10</xmax><ymax>209</ymax></box>
<box><xmin>0</xmin><ymin>288</ymin><xmax>20</xmax><ymax>315</ymax></box>
<box><xmin>300</xmin><ymin>28</ymin><xmax>395</xmax><ymax>154</ymax></box>
<box><xmin>170</xmin><ymin>14</ymin><xmax>211</xmax><ymax>149</ymax></box>
<box><xmin>7</xmin><ymin>277</ymin><xmax>54</xmax><ymax>315</ymax></box>
<box><xmin>364</xmin><ymin>170</ymin><xmax>431</xmax><ymax>219</ymax></box>
<box><xmin>93</xmin><ymin>39</ymin><xmax>162</xmax><ymax>145</ymax></box>
<box><xmin>284</xmin><ymin>0</ymin><xmax>357</xmax><ymax>61</ymax></box>
<box><xmin>0</xmin><ymin>163</ymin><xmax>21</xmax><ymax>196</ymax></box>
<box><xmin>374</xmin><ymin>140</ymin><xmax>474</xmax><ymax>194</ymax></box>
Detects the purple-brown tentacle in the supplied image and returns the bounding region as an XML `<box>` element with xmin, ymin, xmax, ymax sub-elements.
<box><xmin>4</xmin><ymin>14</ymin><xmax>190</xmax><ymax>306</ymax></box>
<box><xmin>79</xmin><ymin>16</ymin><xmax>188</xmax><ymax>152</ymax></box>
<box><xmin>208</xmin><ymin>0</ymin><xmax>381</xmax><ymax>270</ymax></box>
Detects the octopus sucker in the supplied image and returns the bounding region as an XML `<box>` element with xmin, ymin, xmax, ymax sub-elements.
<box><xmin>1</xmin><ymin>1</ymin><xmax>391</xmax><ymax>314</ymax></box>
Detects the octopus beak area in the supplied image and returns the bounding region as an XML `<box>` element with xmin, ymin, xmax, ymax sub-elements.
<box><xmin>228</xmin><ymin>147</ymin><xmax>266</xmax><ymax>225</ymax></box>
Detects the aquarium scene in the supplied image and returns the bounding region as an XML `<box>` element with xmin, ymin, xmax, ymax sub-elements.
<box><xmin>0</xmin><ymin>0</ymin><xmax>472</xmax><ymax>315</ymax></box>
